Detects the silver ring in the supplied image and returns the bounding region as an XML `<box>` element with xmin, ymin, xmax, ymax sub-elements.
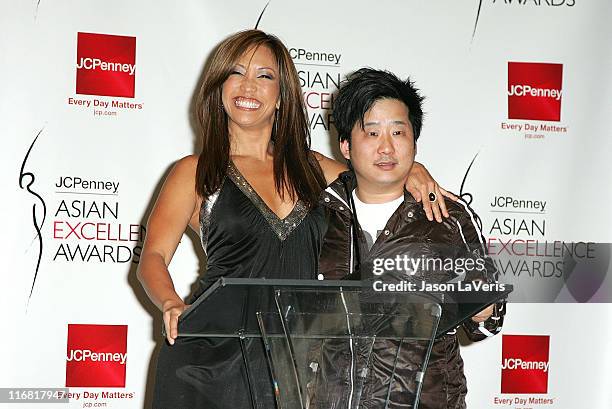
<box><xmin>428</xmin><ymin>192</ymin><xmax>437</xmax><ymax>202</ymax></box>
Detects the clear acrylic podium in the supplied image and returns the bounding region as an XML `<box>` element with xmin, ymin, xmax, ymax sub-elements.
<box><xmin>177</xmin><ymin>278</ymin><xmax>510</xmax><ymax>409</ymax></box>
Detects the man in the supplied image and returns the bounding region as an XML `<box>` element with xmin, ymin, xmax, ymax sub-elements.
<box><xmin>317</xmin><ymin>68</ymin><xmax>505</xmax><ymax>408</ymax></box>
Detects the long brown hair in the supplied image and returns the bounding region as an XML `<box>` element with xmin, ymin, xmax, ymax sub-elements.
<box><xmin>194</xmin><ymin>29</ymin><xmax>326</xmax><ymax>207</ymax></box>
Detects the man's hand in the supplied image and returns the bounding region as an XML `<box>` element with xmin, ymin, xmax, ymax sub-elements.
<box><xmin>471</xmin><ymin>305</ymin><xmax>494</xmax><ymax>323</ymax></box>
<box><xmin>406</xmin><ymin>162</ymin><xmax>458</xmax><ymax>222</ymax></box>
<box><xmin>162</xmin><ymin>299</ymin><xmax>189</xmax><ymax>345</ymax></box>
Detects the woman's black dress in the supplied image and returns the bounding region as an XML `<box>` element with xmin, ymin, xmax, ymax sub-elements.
<box><xmin>153</xmin><ymin>161</ymin><xmax>326</xmax><ymax>409</ymax></box>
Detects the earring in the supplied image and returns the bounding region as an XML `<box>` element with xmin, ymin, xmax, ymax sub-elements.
<box><xmin>273</xmin><ymin>109</ymin><xmax>279</xmax><ymax>141</ymax></box>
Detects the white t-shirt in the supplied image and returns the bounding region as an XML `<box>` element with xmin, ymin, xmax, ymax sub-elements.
<box><xmin>352</xmin><ymin>191</ymin><xmax>403</xmax><ymax>250</ymax></box>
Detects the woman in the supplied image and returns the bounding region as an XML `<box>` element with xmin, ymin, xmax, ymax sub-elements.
<box><xmin>137</xmin><ymin>29</ymin><xmax>452</xmax><ymax>409</ymax></box>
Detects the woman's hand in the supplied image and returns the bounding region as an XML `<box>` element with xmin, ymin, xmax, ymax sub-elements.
<box><xmin>163</xmin><ymin>299</ymin><xmax>190</xmax><ymax>345</ymax></box>
<box><xmin>471</xmin><ymin>305</ymin><xmax>494</xmax><ymax>323</ymax></box>
<box><xmin>406</xmin><ymin>162</ymin><xmax>458</xmax><ymax>222</ymax></box>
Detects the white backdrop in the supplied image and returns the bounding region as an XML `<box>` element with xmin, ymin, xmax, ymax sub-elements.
<box><xmin>1</xmin><ymin>1</ymin><xmax>611</xmax><ymax>408</ymax></box>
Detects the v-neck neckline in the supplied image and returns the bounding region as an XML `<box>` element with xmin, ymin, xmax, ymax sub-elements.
<box><xmin>227</xmin><ymin>160</ymin><xmax>309</xmax><ymax>240</ymax></box>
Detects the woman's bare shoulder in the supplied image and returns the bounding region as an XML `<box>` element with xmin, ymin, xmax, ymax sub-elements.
<box><xmin>156</xmin><ymin>155</ymin><xmax>200</xmax><ymax>210</ymax></box>
<box><xmin>163</xmin><ymin>155</ymin><xmax>199</xmax><ymax>189</ymax></box>
<box><xmin>173</xmin><ymin>154</ymin><xmax>198</xmax><ymax>174</ymax></box>
<box><xmin>148</xmin><ymin>155</ymin><xmax>201</xmax><ymax>233</ymax></box>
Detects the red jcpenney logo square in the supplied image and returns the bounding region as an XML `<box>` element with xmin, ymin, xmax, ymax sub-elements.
<box><xmin>501</xmin><ymin>334</ymin><xmax>550</xmax><ymax>394</ymax></box>
<box><xmin>66</xmin><ymin>324</ymin><xmax>128</xmax><ymax>387</ymax></box>
<box><xmin>507</xmin><ymin>62</ymin><xmax>563</xmax><ymax>121</ymax></box>
<box><xmin>76</xmin><ymin>32</ymin><xmax>136</xmax><ymax>98</ymax></box>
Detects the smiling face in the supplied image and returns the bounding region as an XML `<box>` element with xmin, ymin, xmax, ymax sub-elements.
<box><xmin>340</xmin><ymin>98</ymin><xmax>416</xmax><ymax>200</ymax></box>
<box><xmin>221</xmin><ymin>45</ymin><xmax>281</xmax><ymax>133</ymax></box>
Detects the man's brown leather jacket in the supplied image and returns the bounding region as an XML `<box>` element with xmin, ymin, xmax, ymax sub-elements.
<box><xmin>317</xmin><ymin>172</ymin><xmax>506</xmax><ymax>409</ymax></box>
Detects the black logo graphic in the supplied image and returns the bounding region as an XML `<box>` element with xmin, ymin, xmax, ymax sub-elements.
<box><xmin>255</xmin><ymin>1</ymin><xmax>270</xmax><ymax>29</ymax></box>
<box><xmin>472</xmin><ymin>0</ymin><xmax>484</xmax><ymax>42</ymax></box>
<box><xmin>458</xmin><ymin>152</ymin><xmax>484</xmax><ymax>231</ymax></box>
<box><xmin>19</xmin><ymin>129</ymin><xmax>46</xmax><ymax>305</ymax></box>
<box><xmin>473</xmin><ymin>0</ymin><xmax>576</xmax><ymax>42</ymax></box>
